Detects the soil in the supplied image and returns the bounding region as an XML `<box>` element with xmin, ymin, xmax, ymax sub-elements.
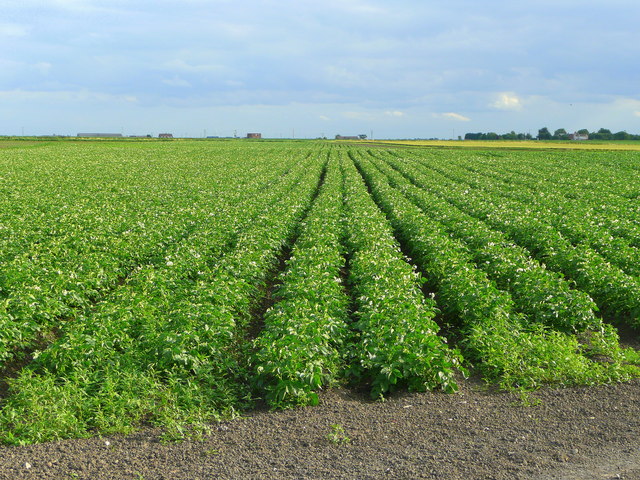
<box><xmin>0</xmin><ymin>377</ymin><xmax>638</xmax><ymax>480</ymax></box>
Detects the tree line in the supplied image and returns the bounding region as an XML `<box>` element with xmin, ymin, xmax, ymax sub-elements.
<box><xmin>465</xmin><ymin>128</ymin><xmax>640</xmax><ymax>141</ymax></box>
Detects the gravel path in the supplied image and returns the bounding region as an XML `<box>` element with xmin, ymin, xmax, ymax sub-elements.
<box><xmin>1</xmin><ymin>377</ymin><xmax>639</xmax><ymax>480</ymax></box>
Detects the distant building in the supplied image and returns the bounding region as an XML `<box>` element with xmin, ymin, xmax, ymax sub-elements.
<box><xmin>246</xmin><ymin>133</ymin><xmax>262</xmax><ymax>139</ymax></box>
<box><xmin>77</xmin><ymin>133</ymin><xmax>123</xmax><ymax>138</ymax></box>
<box><xmin>335</xmin><ymin>135</ymin><xmax>360</xmax><ymax>140</ymax></box>
<box><xmin>568</xmin><ymin>132</ymin><xmax>589</xmax><ymax>141</ymax></box>
<box><xmin>159</xmin><ymin>133</ymin><xmax>173</xmax><ymax>138</ymax></box>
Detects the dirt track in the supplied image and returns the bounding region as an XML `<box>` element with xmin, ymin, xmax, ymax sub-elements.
<box><xmin>1</xmin><ymin>377</ymin><xmax>638</xmax><ymax>480</ymax></box>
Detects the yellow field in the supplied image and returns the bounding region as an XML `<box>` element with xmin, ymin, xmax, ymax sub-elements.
<box><xmin>367</xmin><ymin>140</ymin><xmax>640</xmax><ymax>151</ymax></box>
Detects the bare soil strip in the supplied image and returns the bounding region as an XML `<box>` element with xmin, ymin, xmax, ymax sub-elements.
<box><xmin>1</xmin><ymin>378</ymin><xmax>638</xmax><ymax>480</ymax></box>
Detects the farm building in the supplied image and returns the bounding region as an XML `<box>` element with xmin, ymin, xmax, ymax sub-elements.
<box><xmin>158</xmin><ymin>133</ymin><xmax>174</xmax><ymax>138</ymax></box>
<box><xmin>569</xmin><ymin>132</ymin><xmax>589</xmax><ymax>140</ymax></box>
<box><xmin>246</xmin><ymin>133</ymin><xmax>262</xmax><ymax>139</ymax></box>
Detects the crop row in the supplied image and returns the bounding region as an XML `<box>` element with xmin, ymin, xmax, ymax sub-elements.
<box><xmin>381</xmin><ymin>150</ymin><xmax>640</xmax><ymax>328</ymax></box>
<box><xmin>366</xmin><ymin>151</ymin><xmax>601</xmax><ymax>333</ymax></box>
<box><xmin>410</xmin><ymin>150</ymin><xmax>640</xmax><ymax>249</ymax></box>
<box><xmin>339</xmin><ymin>151</ymin><xmax>459</xmax><ymax>397</ymax></box>
<box><xmin>0</xmin><ymin>143</ymin><xmax>305</xmax><ymax>368</ymax></box>
<box><xmin>251</xmin><ymin>154</ymin><xmax>351</xmax><ymax>407</ymax></box>
<box><xmin>418</xmin><ymin>155</ymin><xmax>640</xmax><ymax>276</ymax></box>
<box><xmin>351</xmin><ymin>150</ymin><xmax>639</xmax><ymax>390</ymax></box>
<box><xmin>1</xmin><ymin>145</ymin><xmax>325</xmax><ymax>444</ymax></box>
<box><xmin>253</xmin><ymin>150</ymin><xmax>460</xmax><ymax>408</ymax></box>
<box><xmin>1</xmin><ymin>141</ymin><xmax>639</xmax><ymax>446</ymax></box>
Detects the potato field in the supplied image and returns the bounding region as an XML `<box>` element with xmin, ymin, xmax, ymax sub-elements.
<box><xmin>1</xmin><ymin>140</ymin><xmax>639</xmax><ymax>445</ymax></box>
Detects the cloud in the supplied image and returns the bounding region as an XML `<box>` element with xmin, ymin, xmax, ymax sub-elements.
<box><xmin>343</xmin><ymin>111</ymin><xmax>375</xmax><ymax>120</ymax></box>
<box><xmin>0</xmin><ymin>23</ymin><xmax>28</xmax><ymax>37</ymax></box>
<box><xmin>324</xmin><ymin>65</ymin><xmax>363</xmax><ymax>88</ymax></box>
<box><xmin>32</xmin><ymin>62</ymin><xmax>53</xmax><ymax>75</ymax></box>
<box><xmin>491</xmin><ymin>92</ymin><xmax>523</xmax><ymax>110</ymax></box>
<box><xmin>611</xmin><ymin>97</ymin><xmax>640</xmax><ymax>111</ymax></box>
<box><xmin>3</xmin><ymin>1</ymin><xmax>640</xmax><ymax>137</ymax></box>
<box><xmin>0</xmin><ymin>89</ymin><xmax>138</xmax><ymax>104</ymax></box>
<box><xmin>162</xmin><ymin>59</ymin><xmax>228</xmax><ymax>74</ymax></box>
<box><xmin>162</xmin><ymin>77</ymin><xmax>192</xmax><ymax>88</ymax></box>
<box><xmin>438</xmin><ymin>112</ymin><xmax>471</xmax><ymax>122</ymax></box>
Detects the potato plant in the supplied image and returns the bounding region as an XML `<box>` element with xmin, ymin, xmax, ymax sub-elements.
<box><xmin>392</xmin><ymin>152</ymin><xmax>640</xmax><ymax>327</ymax></box>
<box><xmin>252</xmin><ymin>156</ymin><xmax>350</xmax><ymax>407</ymax></box>
<box><xmin>0</xmin><ymin>140</ymin><xmax>638</xmax><ymax>446</ymax></box>
<box><xmin>340</xmin><ymin>151</ymin><xmax>460</xmax><ymax>397</ymax></box>
<box><xmin>352</xmin><ymin>150</ymin><xmax>640</xmax><ymax>389</ymax></box>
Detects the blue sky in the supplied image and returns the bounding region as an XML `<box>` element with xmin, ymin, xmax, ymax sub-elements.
<box><xmin>2</xmin><ymin>0</ymin><xmax>639</xmax><ymax>138</ymax></box>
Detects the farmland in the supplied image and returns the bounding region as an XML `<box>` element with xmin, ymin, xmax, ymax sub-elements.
<box><xmin>369</xmin><ymin>139</ymin><xmax>640</xmax><ymax>151</ymax></box>
<box><xmin>0</xmin><ymin>139</ymin><xmax>639</xmax><ymax>445</ymax></box>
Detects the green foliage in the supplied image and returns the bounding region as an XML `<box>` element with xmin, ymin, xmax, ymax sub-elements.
<box><xmin>537</xmin><ymin>127</ymin><xmax>552</xmax><ymax>140</ymax></box>
<box><xmin>0</xmin><ymin>142</ymin><xmax>324</xmax><ymax>443</ymax></box>
<box><xmin>252</xmin><ymin>157</ymin><xmax>350</xmax><ymax>408</ymax></box>
<box><xmin>375</xmin><ymin>152</ymin><xmax>601</xmax><ymax>333</ymax></box>
<box><xmin>327</xmin><ymin>423</ymin><xmax>351</xmax><ymax>445</ymax></box>
<box><xmin>341</xmin><ymin>151</ymin><xmax>461</xmax><ymax>398</ymax></box>
<box><xmin>0</xmin><ymin>141</ymin><xmax>638</xmax><ymax>445</ymax></box>
<box><xmin>405</xmin><ymin>150</ymin><xmax>640</xmax><ymax>327</ymax></box>
<box><xmin>352</xmin><ymin>149</ymin><xmax>640</xmax><ymax>389</ymax></box>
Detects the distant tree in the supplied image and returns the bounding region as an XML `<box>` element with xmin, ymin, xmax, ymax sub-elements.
<box><xmin>577</xmin><ymin>128</ymin><xmax>590</xmax><ymax>135</ymax></box>
<box><xmin>537</xmin><ymin>127</ymin><xmax>552</xmax><ymax>140</ymax></box>
<box><xmin>465</xmin><ymin>131</ymin><xmax>532</xmax><ymax>140</ymax></box>
<box><xmin>553</xmin><ymin>128</ymin><xmax>568</xmax><ymax>140</ymax></box>
<box><xmin>358</xmin><ymin>134</ymin><xmax>367</xmax><ymax>140</ymax></box>
<box><xmin>614</xmin><ymin>131</ymin><xmax>630</xmax><ymax>140</ymax></box>
<box><xmin>593</xmin><ymin>128</ymin><xmax>613</xmax><ymax>140</ymax></box>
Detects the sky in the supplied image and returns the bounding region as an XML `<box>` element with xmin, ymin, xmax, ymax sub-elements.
<box><xmin>1</xmin><ymin>0</ymin><xmax>640</xmax><ymax>139</ymax></box>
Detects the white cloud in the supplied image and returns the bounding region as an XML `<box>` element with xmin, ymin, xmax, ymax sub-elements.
<box><xmin>0</xmin><ymin>89</ymin><xmax>138</xmax><ymax>104</ymax></box>
<box><xmin>438</xmin><ymin>112</ymin><xmax>471</xmax><ymax>122</ymax></box>
<box><xmin>343</xmin><ymin>111</ymin><xmax>375</xmax><ymax>120</ymax></box>
<box><xmin>0</xmin><ymin>23</ymin><xmax>28</xmax><ymax>37</ymax></box>
<box><xmin>610</xmin><ymin>97</ymin><xmax>640</xmax><ymax>111</ymax></box>
<box><xmin>320</xmin><ymin>0</ymin><xmax>387</xmax><ymax>16</ymax></box>
<box><xmin>3</xmin><ymin>1</ymin><xmax>640</xmax><ymax>137</ymax></box>
<box><xmin>162</xmin><ymin>77</ymin><xmax>192</xmax><ymax>88</ymax></box>
<box><xmin>491</xmin><ymin>92</ymin><xmax>523</xmax><ymax>110</ymax></box>
<box><xmin>324</xmin><ymin>66</ymin><xmax>362</xmax><ymax>87</ymax></box>
<box><xmin>162</xmin><ymin>59</ymin><xmax>227</xmax><ymax>74</ymax></box>
<box><xmin>32</xmin><ymin>62</ymin><xmax>53</xmax><ymax>75</ymax></box>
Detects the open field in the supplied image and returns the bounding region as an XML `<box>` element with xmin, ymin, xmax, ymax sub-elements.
<box><xmin>366</xmin><ymin>139</ymin><xmax>640</xmax><ymax>151</ymax></box>
<box><xmin>0</xmin><ymin>140</ymin><xmax>639</xmax><ymax>475</ymax></box>
<box><xmin>0</xmin><ymin>141</ymin><xmax>42</xmax><ymax>149</ymax></box>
